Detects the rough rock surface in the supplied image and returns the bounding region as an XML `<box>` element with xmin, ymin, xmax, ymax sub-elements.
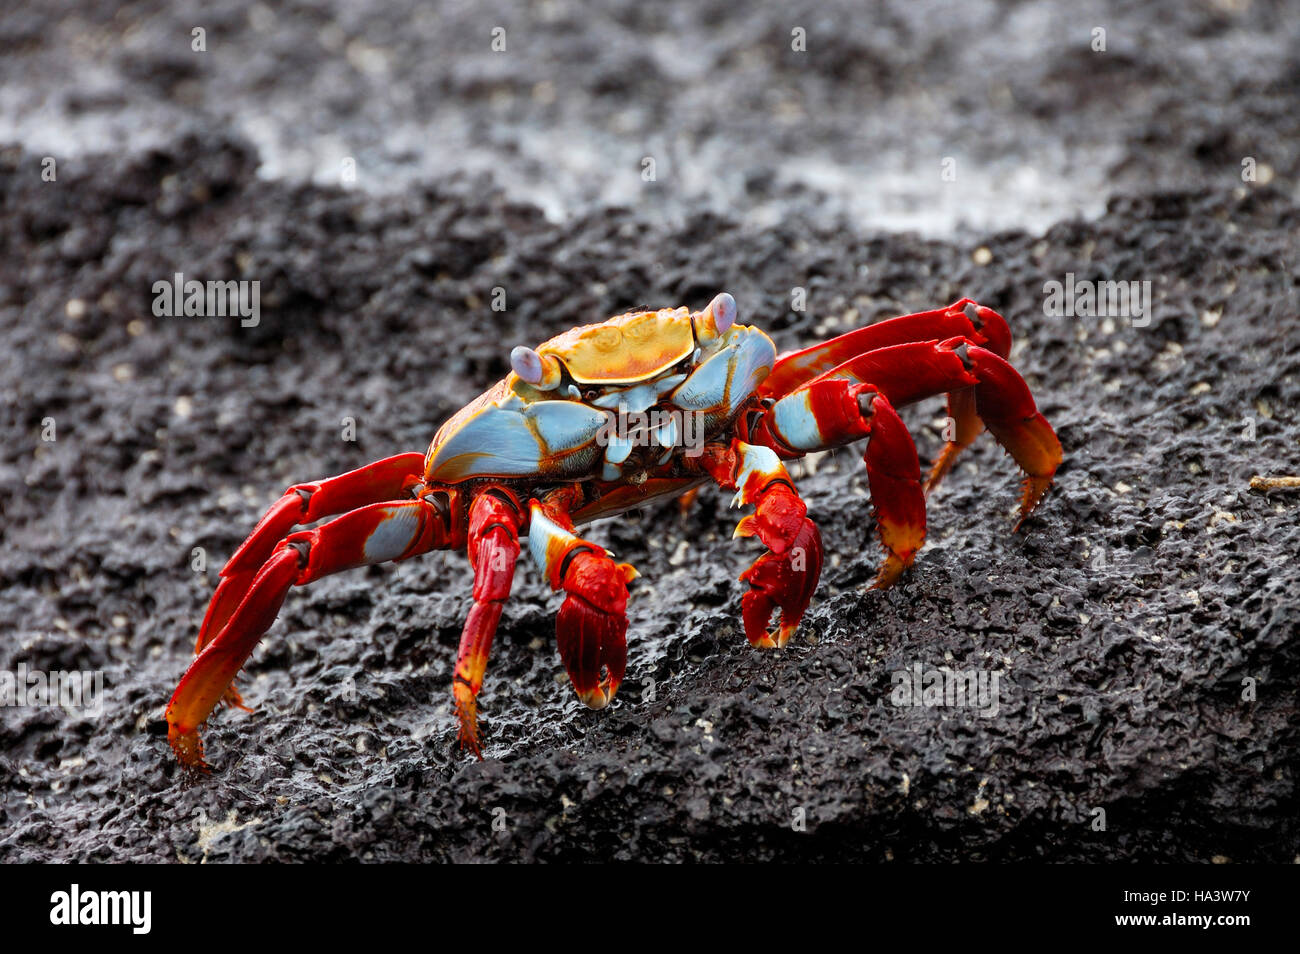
<box><xmin>1</xmin><ymin>0</ymin><xmax>1297</xmax><ymax>862</ymax></box>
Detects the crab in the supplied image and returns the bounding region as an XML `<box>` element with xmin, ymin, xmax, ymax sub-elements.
<box><xmin>166</xmin><ymin>293</ymin><xmax>1062</xmax><ymax>768</ymax></box>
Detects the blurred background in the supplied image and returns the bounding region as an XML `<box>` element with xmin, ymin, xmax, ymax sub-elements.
<box><xmin>4</xmin><ymin>0</ymin><xmax>1296</xmax><ymax>235</ymax></box>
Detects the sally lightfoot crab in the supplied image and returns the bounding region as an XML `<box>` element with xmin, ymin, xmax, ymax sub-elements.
<box><xmin>166</xmin><ymin>294</ymin><xmax>1062</xmax><ymax>768</ymax></box>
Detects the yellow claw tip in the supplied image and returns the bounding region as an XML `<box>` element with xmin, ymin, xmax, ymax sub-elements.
<box><xmin>750</xmin><ymin>629</ymin><xmax>789</xmax><ymax>650</ymax></box>
<box><xmin>577</xmin><ymin>687</ymin><xmax>613</xmax><ymax>710</ymax></box>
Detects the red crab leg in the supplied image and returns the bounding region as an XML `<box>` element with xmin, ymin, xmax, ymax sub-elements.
<box><xmin>806</xmin><ymin>337</ymin><xmax>1060</xmax><ymax>524</ymax></box>
<box><xmin>925</xmin><ymin>385</ymin><xmax>981</xmax><ymax>495</ymax></box>
<box><xmin>194</xmin><ymin>452</ymin><xmax>427</xmax><ymax>709</ymax></box>
<box><xmin>167</xmin><ymin>495</ymin><xmax>451</xmax><ymax>770</ymax></box>
<box><xmin>761</xmin><ymin>301</ymin><xmax>1011</xmax><ymax>496</ymax></box>
<box><xmin>759</xmin><ymin>299</ymin><xmax>1011</xmax><ymax>398</ymax></box>
<box><xmin>697</xmin><ymin>440</ymin><xmax>824</xmax><ymax>648</ymax></box>
<box><xmin>676</xmin><ymin>486</ymin><xmax>702</xmax><ymax>518</ymax></box>
<box><xmin>453</xmin><ymin>489</ymin><xmax>523</xmax><ymax>758</ymax></box>
<box><xmin>753</xmin><ymin>380</ymin><xmax>925</xmax><ymax>587</ymax></box>
<box><xmin>528</xmin><ymin>488</ymin><xmax>637</xmax><ymax>710</ymax></box>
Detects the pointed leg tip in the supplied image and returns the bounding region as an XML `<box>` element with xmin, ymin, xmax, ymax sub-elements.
<box><xmin>1013</xmin><ymin>476</ymin><xmax>1056</xmax><ymax>530</ymax></box>
<box><xmin>453</xmin><ymin>684</ymin><xmax>487</xmax><ymax>758</ymax></box>
<box><xmin>168</xmin><ymin>726</ymin><xmax>211</xmax><ymax>774</ymax></box>
<box><xmin>569</xmin><ymin>666</ymin><xmax>623</xmax><ymax>708</ymax></box>
<box><xmin>221</xmin><ymin>685</ymin><xmax>253</xmax><ymax>712</ymax></box>
<box><xmin>457</xmin><ymin>734</ymin><xmax>485</xmax><ymax>760</ymax></box>
<box><xmin>869</xmin><ymin>554</ymin><xmax>911</xmax><ymax>590</ymax></box>
<box><xmin>924</xmin><ymin>451</ymin><xmax>959</xmax><ymax>497</ymax></box>
<box><xmin>454</xmin><ymin>703</ymin><xmax>485</xmax><ymax>760</ymax></box>
<box><xmin>744</xmin><ymin>606</ymin><xmax>802</xmax><ymax>649</ymax></box>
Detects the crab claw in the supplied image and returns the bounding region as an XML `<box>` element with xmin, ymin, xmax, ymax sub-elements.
<box><xmin>555</xmin><ymin>549</ymin><xmax>634</xmax><ymax>709</ymax></box>
<box><xmin>735</xmin><ymin>484</ymin><xmax>824</xmax><ymax>649</ymax></box>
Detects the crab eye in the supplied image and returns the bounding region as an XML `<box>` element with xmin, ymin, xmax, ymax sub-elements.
<box><xmin>510</xmin><ymin>346</ymin><xmax>561</xmax><ymax>389</ymax></box>
<box><xmin>511</xmin><ymin>346</ymin><xmax>543</xmax><ymax>383</ymax></box>
<box><xmin>695</xmin><ymin>292</ymin><xmax>737</xmax><ymax>342</ymax></box>
<box><xmin>710</xmin><ymin>293</ymin><xmax>736</xmax><ymax>333</ymax></box>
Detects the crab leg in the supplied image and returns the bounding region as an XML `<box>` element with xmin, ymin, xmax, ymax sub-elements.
<box><xmin>453</xmin><ymin>490</ymin><xmax>523</xmax><ymax>758</ymax></box>
<box><xmin>749</xmin><ymin>334</ymin><xmax>1059</xmax><ymax>587</ymax></box>
<box><xmin>194</xmin><ymin>452</ymin><xmax>427</xmax><ymax>709</ymax></box>
<box><xmin>925</xmin><ymin>385</ymin><xmax>981</xmax><ymax>495</ymax></box>
<box><xmin>528</xmin><ymin>488</ymin><xmax>637</xmax><ymax>710</ymax></box>
<box><xmin>787</xmin><ymin>337</ymin><xmax>1061</xmax><ymax>525</ymax></box>
<box><xmin>761</xmin><ymin>301</ymin><xmax>1012</xmax><ymax>496</ymax></box>
<box><xmin>755</xmin><ymin>380</ymin><xmax>925</xmax><ymax>587</ymax></box>
<box><xmin>697</xmin><ymin>440</ymin><xmax>824</xmax><ymax>648</ymax></box>
<box><xmin>760</xmin><ymin>299</ymin><xmax>1011</xmax><ymax>398</ymax></box>
<box><xmin>167</xmin><ymin>495</ymin><xmax>449</xmax><ymax>769</ymax></box>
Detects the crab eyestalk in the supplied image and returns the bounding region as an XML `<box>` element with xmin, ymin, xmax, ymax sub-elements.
<box><xmin>510</xmin><ymin>346</ymin><xmax>563</xmax><ymax>390</ymax></box>
<box><xmin>692</xmin><ymin>292</ymin><xmax>736</xmax><ymax>343</ymax></box>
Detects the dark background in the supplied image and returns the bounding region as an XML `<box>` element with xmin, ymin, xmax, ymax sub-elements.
<box><xmin>1</xmin><ymin>0</ymin><xmax>1297</xmax><ymax>861</ymax></box>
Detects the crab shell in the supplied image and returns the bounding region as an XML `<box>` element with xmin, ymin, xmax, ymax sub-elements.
<box><xmin>423</xmin><ymin>294</ymin><xmax>777</xmax><ymax>485</ymax></box>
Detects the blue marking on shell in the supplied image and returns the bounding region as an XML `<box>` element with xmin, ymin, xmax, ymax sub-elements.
<box><xmin>529</xmin><ymin>399</ymin><xmax>609</xmax><ymax>452</ymax></box>
<box><xmin>591</xmin><ymin>374</ymin><xmax>687</xmax><ymax>413</ymax></box>
<box><xmin>770</xmin><ymin>390</ymin><xmax>826</xmax><ymax>451</ymax></box>
<box><xmin>671</xmin><ymin>349</ymin><xmax>727</xmax><ymax>411</ymax></box>
<box><xmin>671</xmin><ymin>328</ymin><xmax>775</xmax><ymax>421</ymax></box>
<box><xmin>602</xmin><ymin>461</ymin><xmax>623</xmax><ymax>481</ymax></box>
<box><xmin>426</xmin><ymin>397</ymin><xmax>608</xmax><ymax>480</ymax></box>
<box><xmin>362</xmin><ymin>505</ymin><xmax>422</xmax><ymax>563</ymax></box>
